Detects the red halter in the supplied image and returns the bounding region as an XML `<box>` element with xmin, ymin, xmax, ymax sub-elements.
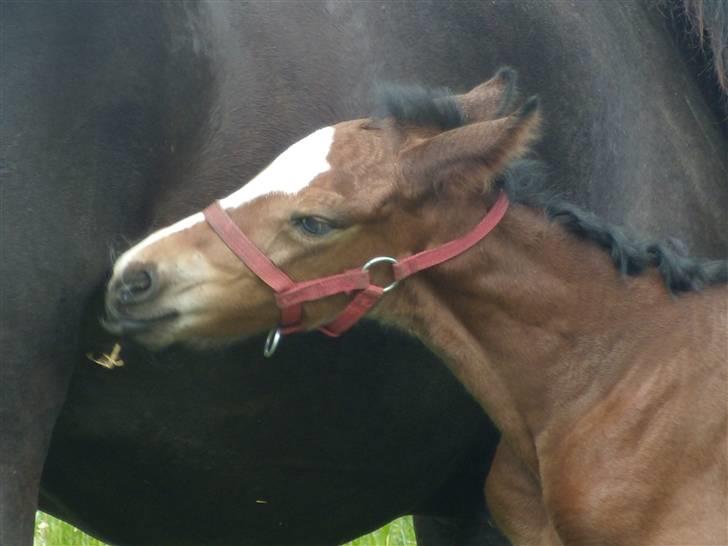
<box><xmin>203</xmin><ymin>191</ymin><xmax>509</xmax><ymax>356</ymax></box>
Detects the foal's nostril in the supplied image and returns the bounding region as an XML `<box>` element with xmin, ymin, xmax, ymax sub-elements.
<box><xmin>117</xmin><ymin>264</ymin><xmax>158</xmax><ymax>304</ymax></box>
<box><xmin>123</xmin><ymin>269</ymin><xmax>152</xmax><ymax>294</ymax></box>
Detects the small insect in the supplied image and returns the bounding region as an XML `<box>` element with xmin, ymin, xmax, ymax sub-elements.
<box><xmin>86</xmin><ymin>343</ymin><xmax>125</xmax><ymax>369</ymax></box>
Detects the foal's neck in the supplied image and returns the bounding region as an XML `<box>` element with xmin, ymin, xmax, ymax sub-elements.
<box><xmin>382</xmin><ymin>203</ymin><xmax>672</xmax><ymax>471</ymax></box>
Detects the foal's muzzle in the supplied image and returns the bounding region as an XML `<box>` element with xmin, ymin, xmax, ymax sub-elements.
<box><xmin>103</xmin><ymin>262</ymin><xmax>177</xmax><ymax>336</ymax></box>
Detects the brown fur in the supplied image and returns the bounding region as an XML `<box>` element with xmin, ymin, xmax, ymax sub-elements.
<box><xmin>109</xmin><ymin>70</ymin><xmax>728</xmax><ymax>544</ymax></box>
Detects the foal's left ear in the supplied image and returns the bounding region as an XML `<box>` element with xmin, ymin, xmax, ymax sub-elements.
<box><xmin>398</xmin><ymin>97</ymin><xmax>541</xmax><ymax>199</ymax></box>
<box><xmin>454</xmin><ymin>66</ymin><xmax>519</xmax><ymax>122</ymax></box>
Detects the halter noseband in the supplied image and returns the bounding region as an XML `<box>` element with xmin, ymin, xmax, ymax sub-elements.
<box><xmin>203</xmin><ymin>191</ymin><xmax>509</xmax><ymax>357</ymax></box>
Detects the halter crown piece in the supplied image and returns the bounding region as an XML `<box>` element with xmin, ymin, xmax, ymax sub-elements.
<box><xmin>203</xmin><ymin>191</ymin><xmax>509</xmax><ymax>357</ymax></box>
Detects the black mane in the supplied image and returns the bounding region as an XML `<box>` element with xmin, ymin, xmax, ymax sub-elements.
<box><xmin>500</xmin><ymin>160</ymin><xmax>728</xmax><ymax>294</ymax></box>
<box><xmin>374</xmin><ymin>83</ymin><xmax>464</xmax><ymax>130</ymax></box>
<box><xmin>376</xmin><ymin>84</ymin><xmax>727</xmax><ymax>294</ymax></box>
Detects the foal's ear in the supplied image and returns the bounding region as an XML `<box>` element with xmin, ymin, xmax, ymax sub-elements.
<box><xmin>453</xmin><ymin>67</ymin><xmax>519</xmax><ymax>122</ymax></box>
<box><xmin>399</xmin><ymin>96</ymin><xmax>541</xmax><ymax>198</ymax></box>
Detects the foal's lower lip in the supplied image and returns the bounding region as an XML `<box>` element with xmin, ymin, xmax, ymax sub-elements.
<box><xmin>101</xmin><ymin>311</ymin><xmax>178</xmax><ymax>335</ymax></box>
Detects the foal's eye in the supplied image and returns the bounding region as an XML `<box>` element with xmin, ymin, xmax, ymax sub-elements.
<box><xmin>294</xmin><ymin>216</ymin><xmax>334</xmax><ymax>237</ymax></box>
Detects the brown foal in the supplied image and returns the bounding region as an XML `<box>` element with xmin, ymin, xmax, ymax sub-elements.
<box><xmin>106</xmin><ymin>70</ymin><xmax>728</xmax><ymax>545</ymax></box>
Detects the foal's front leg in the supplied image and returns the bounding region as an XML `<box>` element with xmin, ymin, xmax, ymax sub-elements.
<box><xmin>485</xmin><ymin>441</ymin><xmax>562</xmax><ymax>546</ymax></box>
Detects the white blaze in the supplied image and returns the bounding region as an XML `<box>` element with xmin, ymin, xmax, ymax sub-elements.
<box><xmin>113</xmin><ymin>126</ymin><xmax>335</xmax><ymax>274</ymax></box>
<box><xmin>220</xmin><ymin>126</ymin><xmax>334</xmax><ymax>208</ymax></box>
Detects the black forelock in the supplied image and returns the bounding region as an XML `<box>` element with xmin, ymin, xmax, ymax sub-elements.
<box><xmin>373</xmin><ymin>83</ymin><xmax>464</xmax><ymax>130</ymax></box>
<box><xmin>499</xmin><ymin>160</ymin><xmax>728</xmax><ymax>294</ymax></box>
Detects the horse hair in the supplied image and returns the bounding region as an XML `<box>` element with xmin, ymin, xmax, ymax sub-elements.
<box><xmin>680</xmin><ymin>0</ymin><xmax>728</xmax><ymax>94</ymax></box>
<box><xmin>374</xmin><ymin>85</ymin><xmax>728</xmax><ymax>294</ymax></box>
<box><xmin>374</xmin><ymin>83</ymin><xmax>464</xmax><ymax>130</ymax></box>
<box><xmin>499</xmin><ymin>160</ymin><xmax>728</xmax><ymax>294</ymax></box>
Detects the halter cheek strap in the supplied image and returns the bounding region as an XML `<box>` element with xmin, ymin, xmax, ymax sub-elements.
<box><xmin>203</xmin><ymin>191</ymin><xmax>509</xmax><ymax>356</ymax></box>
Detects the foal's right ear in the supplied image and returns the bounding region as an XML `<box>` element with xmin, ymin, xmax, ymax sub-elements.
<box><xmin>398</xmin><ymin>96</ymin><xmax>541</xmax><ymax>199</ymax></box>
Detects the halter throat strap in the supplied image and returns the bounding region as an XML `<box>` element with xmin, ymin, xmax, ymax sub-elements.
<box><xmin>203</xmin><ymin>191</ymin><xmax>509</xmax><ymax>355</ymax></box>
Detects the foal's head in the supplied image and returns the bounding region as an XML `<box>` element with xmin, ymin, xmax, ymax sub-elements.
<box><xmin>105</xmin><ymin>69</ymin><xmax>540</xmax><ymax>348</ymax></box>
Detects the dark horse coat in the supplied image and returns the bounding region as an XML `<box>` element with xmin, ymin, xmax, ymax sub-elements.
<box><xmin>2</xmin><ymin>2</ymin><xmax>726</xmax><ymax>546</ymax></box>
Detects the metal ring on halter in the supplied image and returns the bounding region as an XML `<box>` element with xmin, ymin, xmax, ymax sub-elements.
<box><xmin>263</xmin><ymin>327</ymin><xmax>282</xmax><ymax>358</ymax></box>
<box><xmin>362</xmin><ymin>256</ymin><xmax>399</xmax><ymax>293</ymax></box>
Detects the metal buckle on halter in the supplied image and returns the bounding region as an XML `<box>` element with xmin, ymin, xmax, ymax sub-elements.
<box><xmin>263</xmin><ymin>327</ymin><xmax>282</xmax><ymax>358</ymax></box>
<box><xmin>362</xmin><ymin>256</ymin><xmax>400</xmax><ymax>293</ymax></box>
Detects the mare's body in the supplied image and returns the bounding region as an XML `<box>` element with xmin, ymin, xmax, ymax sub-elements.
<box><xmin>2</xmin><ymin>1</ymin><xmax>727</xmax><ymax>545</ymax></box>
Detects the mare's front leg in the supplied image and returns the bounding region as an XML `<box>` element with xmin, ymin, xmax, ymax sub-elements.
<box><xmin>0</xmin><ymin>312</ymin><xmax>78</xmax><ymax>546</ymax></box>
<box><xmin>485</xmin><ymin>441</ymin><xmax>562</xmax><ymax>546</ymax></box>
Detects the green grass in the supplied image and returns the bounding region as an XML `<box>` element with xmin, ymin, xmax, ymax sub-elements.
<box><xmin>35</xmin><ymin>511</ymin><xmax>416</xmax><ymax>546</ymax></box>
<box><xmin>34</xmin><ymin>513</ymin><xmax>105</xmax><ymax>546</ymax></box>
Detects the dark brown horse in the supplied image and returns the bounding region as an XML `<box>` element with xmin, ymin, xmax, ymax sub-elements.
<box><xmin>105</xmin><ymin>71</ymin><xmax>728</xmax><ymax>544</ymax></box>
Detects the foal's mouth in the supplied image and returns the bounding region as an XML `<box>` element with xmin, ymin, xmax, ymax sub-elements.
<box><xmin>101</xmin><ymin>309</ymin><xmax>179</xmax><ymax>336</ymax></box>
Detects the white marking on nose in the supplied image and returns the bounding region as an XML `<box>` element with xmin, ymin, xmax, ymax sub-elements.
<box><xmin>219</xmin><ymin>126</ymin><xmax>334</xmax><ymax>209</ymax></box>
<box><xmin>114</xmin><ymin>212</ymin><xmax>205</xmax><ymax>275</ymax></box>
<box><xmin>112</xmin><ymin>126</ymin><xmax>335</xmax><ymax>276</ymax></box>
